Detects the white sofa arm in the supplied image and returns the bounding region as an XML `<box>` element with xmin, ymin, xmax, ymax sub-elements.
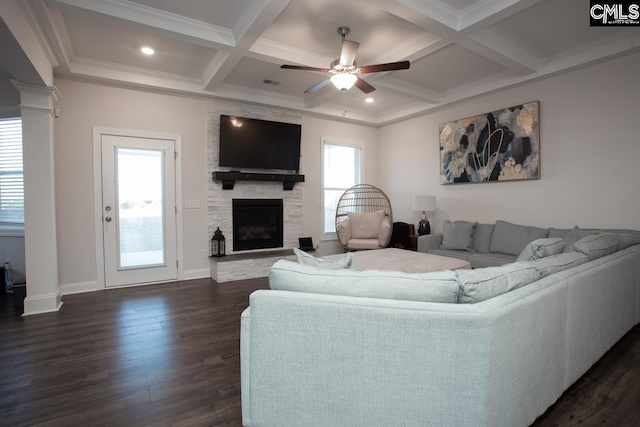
<box><xmin>417</xmin><ymin>233</ymin><xmax>443</xmax><ymax>253</ymax></box>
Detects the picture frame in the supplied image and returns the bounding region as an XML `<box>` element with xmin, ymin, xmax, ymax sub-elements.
<box><xmin>439</xmin><ymin>101</ymin><xmax>540</xmax><ymax>184</ymax></box>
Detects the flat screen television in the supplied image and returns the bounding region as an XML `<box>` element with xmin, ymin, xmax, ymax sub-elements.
<box><xmin>219</xmin><ymin>115</ymin><xmax>302</xmax><ymax>171</ymax></box>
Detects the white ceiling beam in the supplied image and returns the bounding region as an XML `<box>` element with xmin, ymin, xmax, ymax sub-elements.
<box><xmin>248</xmin><ymin>38</ymin><xmax>333</xmax><ymax>68</ymax></box>
<box><xmin>458</xmin><ymin>0</ymin><xmax>547</xmax><ymax>32</ymax></box>
<box><xmin>51</xmin><ymin>0</ymin><xmax>235</xmax><ymax>48</ymax></box>
<box><xmin>202</xmin><ymin>0</ymin><xmax>291</xmax><ymax>92</ymax></box>
<box><xmin>28</xmin><ymin>0</ymin><xmax>72</xmax><ymax>73</ymax></box>
<box><xmin>373</xmin><ymin>0</ymin><xmax>539</xmax><ymax>75</ymax></box>
<box><xmin>371</xmin><ymin>76</ymin><xmax>441</xmax><ymax>104</ymax></box>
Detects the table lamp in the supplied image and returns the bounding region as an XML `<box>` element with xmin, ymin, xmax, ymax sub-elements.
<box><xmin>412</xmin><ymin>195</ymin><xmax>436</xmax><ymax>235</ymax></box>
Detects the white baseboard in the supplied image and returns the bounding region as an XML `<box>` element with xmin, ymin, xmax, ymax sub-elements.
<box><xmin>23</xmin><ymin>288</ymin><xmax>63</xmax><ymax>316</ymax></box>
<box><xmin>60</xmin><ymin>280</ymin><xmax>99</xmax><ymax>295</ymax></box>
<box><xmin>183</xmin><ymin>268</ymin><xmax>211</xmax><ymax>280</ymax></box>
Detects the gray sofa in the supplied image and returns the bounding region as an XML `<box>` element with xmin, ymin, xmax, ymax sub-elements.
<box><xmin>418</xmin><ymin>219</ymin><xmax>640</xmax><ymax>268</ymax></box>
<box><xmin>241</xmin><ymin>231</ymin><xmax>640</xmax><ymax>426</ymax></box>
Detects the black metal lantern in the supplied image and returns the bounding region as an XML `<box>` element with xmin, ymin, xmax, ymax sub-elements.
<box><xmin>211</xmin><ymin>227</ymin><xmax>226</xmax><ymax>257</ymax></box>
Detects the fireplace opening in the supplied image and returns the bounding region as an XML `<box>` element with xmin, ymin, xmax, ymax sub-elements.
<box><xmin>232</xmin><ymin>199</ymin><xmax>283</xmax><ymax>251</ymax></box>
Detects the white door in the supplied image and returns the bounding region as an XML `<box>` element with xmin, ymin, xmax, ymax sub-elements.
<box><xmin>101</xmin><ymin>135</ymin><xmax>177</xmax><ymax>287</ymax></box>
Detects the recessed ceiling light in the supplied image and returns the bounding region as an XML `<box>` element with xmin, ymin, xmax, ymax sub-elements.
<box><xmin>141</xmin><ymin>46</ymin><xmax>155</xmax><ymax>55</ymax></box>
<box><xmin>365</xmin><ymin>97</ymin><xmax>374</xmax><ymax>103</ymax></box>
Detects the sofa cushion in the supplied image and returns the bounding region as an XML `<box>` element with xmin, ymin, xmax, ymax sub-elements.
<box><xmin>489</xmin><ymin>220</ymin><xmax>549</xmax><ymax>256</ymax></box>
<box><xmin>269</xmin><ymin>260</ymin><xmax>460</xmax><ymax>303</ymax></box>
<box><xmin>516</xmin><ymin>238</ymin><xmax>566</xmax><ymax>262</ymax></box>
<box><xmin>572</xmin><ymin>233</ymin><xmax>620</xmax><ymax>260</ymax></box>
<box><xmin>532</xmin><ymin>252</ymin><xmax>589</xmax><ymax>277</ymax></box>
<box><xmin>456</xmin><ymin>262</ymin><xmax>541</xmax><ymax>304</ymax></box>
<box><xmin>347</xmin><ymin>210</ymin><xmax>385</xmax><ymax>239</ymax></box>
<box><xmin>562</xmin><ymin>227</ymin><xmax>602</xmax><ymax>252</ymax></box>
<box><xmin>427</xmin><ymin>249</ymin><xmax>470</xmax><ymax>261</ymax></box>
<box><xmin>467</xmin><ymin>252</ymin><xmax>517</xmax><ymax>268</ymax></box>
<box><xmin>293</xmin><ymin>247</ymin><xmax>352</xmax><ymax>269</ymax></box>
<box><xmin>441</xmin><ymin>220</ymin><xmax>477</xmax><ymax>251</ymax></box>
<box><xmin>472</xmin><ymin>223</ymin><xmax>494</xmax><ymax>253</ymax></box>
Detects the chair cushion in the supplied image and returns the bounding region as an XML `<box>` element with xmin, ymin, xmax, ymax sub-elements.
<box><xmin>347</xmin><ymin>239</ymin><xmax>383</xmax><ymax>250</ymax></box>
<box><xmin>293</xmin><ymin>248</ymin><xmax>352</xmax><ymax>269</ymax></box>
<box><xmin>347</xmin><ymin>210</ymin><xmax>385</xmax><ymax>239</ymax></box>
<box><xmin>489</xmin><ymin>220</ymin><xmax>549</xmax><ymax>256</ymax></box>
<box><xmin>269</xmin><ymin>260</ymin><xmax>460</xmax><ymax>303</ymax></box>
<box><xmin>441</xmin><ymin>220</ymin><xmax>477</xmax><ymax>251</ymax></box>
<box><xmin>516</xmin><ymin>238</ymin><xmax>566</xmax><ymax>262</ymax></box>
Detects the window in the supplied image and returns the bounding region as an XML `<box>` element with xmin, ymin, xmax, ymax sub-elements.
<box><xmin>0</xmin><ymin>118</ymin><xmax>24</xmax><ymax>228</ymax></box>
<box><xmin>322</xmin><ymin>138</ymin><xmax>362</xmax><ymax>235</ymax></box>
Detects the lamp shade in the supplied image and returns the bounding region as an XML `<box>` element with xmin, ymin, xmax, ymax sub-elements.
<box><xmin>412</xmin><ymin>195</ymin><xmax>436</xmax><ymax>212</ymax></box>
<box><xmin>330</xmin><ymin>73</ymin><xmax>357</xmax><ymax>91</ymax></box>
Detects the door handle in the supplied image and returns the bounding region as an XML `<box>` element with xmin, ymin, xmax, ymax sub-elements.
<box><xmin>105</xmin><ymin>216</ymin><xmax>112</xmax><ymax>222</ymax></box>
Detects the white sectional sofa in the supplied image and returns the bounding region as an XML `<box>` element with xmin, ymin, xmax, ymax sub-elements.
<box><xmin>241</xmin><ymin>231</ymin><xmax>640</xmax><ymax>427</ymax></box>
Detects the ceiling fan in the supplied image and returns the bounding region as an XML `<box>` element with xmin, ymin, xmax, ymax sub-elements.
<box><xmin>280</xmin><ymin>26</ymin><xmax>410</xmax><ymax>94</ymax></box>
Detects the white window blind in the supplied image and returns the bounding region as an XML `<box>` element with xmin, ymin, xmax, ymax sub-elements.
<box><xmin>323</xmin><ymin>141</ymin><xmax>361</xmax><ymax>234</ymax></box>
<box><xmin>0</xmin><ymin>118</ymin><xmax>24</xmax><ymax>225</ymax></box>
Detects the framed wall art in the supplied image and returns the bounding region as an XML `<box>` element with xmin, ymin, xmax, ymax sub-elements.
<box><xmin>439</xmin><ymin>101</ymin><xmax>540</xmax><ymax>184</ymax></box>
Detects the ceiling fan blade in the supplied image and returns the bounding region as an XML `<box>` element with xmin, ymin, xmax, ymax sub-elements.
<box><xmin>304</xmin><ymin>79</ymin><xmax>331</xmax><ymax>94</ymax></box>
<box><xmin>339</xmin><ymin>40</ymin><xmax>359</xmax><ymax>67</ymax></box>
<box><xmin>359</xmin><ymin>60</ymin><xmax>410</xmax><ymax>74</ymax></box>
<box><xmin>281</xmin><ymin>65</ymin><xmax>331</xmax><ymax>72</ymax></box>
<box><xmin>354</xmin><ymin>77</ymin><xmax>375</xmax><ymax>94</ymax></box>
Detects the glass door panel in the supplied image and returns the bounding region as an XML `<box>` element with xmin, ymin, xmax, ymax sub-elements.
<box><xmin>117</xmin><ymin>148</ymin><xmax>165</xmax><ymax>268</ymax></box>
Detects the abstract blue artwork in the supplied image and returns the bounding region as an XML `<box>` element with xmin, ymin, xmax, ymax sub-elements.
<box><xmin>439</xmin><ymin>101</ymin><xmax>540</xmax><ymax>184</ymax></box>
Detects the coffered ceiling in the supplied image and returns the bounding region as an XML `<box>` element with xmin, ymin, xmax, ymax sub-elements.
<box><xmin>22</xmin><ymin>0</ymin><xmax>640</xmax><ymax>124</ymax></box>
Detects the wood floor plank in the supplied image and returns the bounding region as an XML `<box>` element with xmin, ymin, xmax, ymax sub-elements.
<box><xmin>1</xmin><ymin>277</ymin><xmax>639</xmax><ymax>426</ymax></box>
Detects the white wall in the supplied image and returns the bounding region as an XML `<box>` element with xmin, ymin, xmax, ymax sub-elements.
<box><xmin>52</xmin><ymin>78</ymin><xmax>379</xmax><ymax>287</ymax></box>
<box><xmin>379</xmin><ymin>51</ymin><xmax>640</xmax><ymax>232</ymax></box>
<box><xmin>299</xmin><ymin>115</ymin><xmax>378</xmax><ymax>255</ymax></box>
<box><xmin>53</xmin><ymin>78</ymin><xmax>208</xmax><ymax>288</ymax></box>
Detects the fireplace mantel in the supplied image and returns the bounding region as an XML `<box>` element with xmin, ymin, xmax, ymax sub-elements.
<box><xmin>212</xmin><ymin>171</ymin><xmax>305</xmax><ymax>190</ymax></box>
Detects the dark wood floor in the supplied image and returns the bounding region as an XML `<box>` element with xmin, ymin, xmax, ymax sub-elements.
<box><xmin>0</xmin><ymin>278</ymin><xmax>639</xmax><ymax>426</ymax></box>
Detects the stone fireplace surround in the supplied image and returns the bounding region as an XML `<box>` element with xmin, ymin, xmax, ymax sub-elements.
<box><xmin>207</xmin><ymin>100</ymin><xmax>303</xmax><ymax>282</ymax></box>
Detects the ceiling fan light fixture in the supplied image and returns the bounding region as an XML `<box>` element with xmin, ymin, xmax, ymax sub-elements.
<box><xmin>330</xmin><ymin>73</ymin><xmax>357</xmax><ymax>91</ymax></box>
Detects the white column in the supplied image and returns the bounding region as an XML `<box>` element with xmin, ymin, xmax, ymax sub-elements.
<box><xmin>12</xmin><ymin>81</ymin><xmax>62</xmax><ymax>315</ymax></box>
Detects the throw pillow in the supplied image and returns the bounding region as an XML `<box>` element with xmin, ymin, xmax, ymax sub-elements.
<box><xmin>440</xmin><ymin>220</ymin><xmax>477</xmax><ymax>251</ymax></box>
<box><xmin>269</xmin><ymin>260</ymin><xmax>460</xmax><ymax>303</ymax></box>
<box><xmin>489</xmin><ymin>220</ymin><xmax>549</xmax><ymax>256</ymax></box>
<box><xmin>572</xmin><ymin>233</ymin><xmax>619</xmax><ymax>260</ymax></box>
<box><xmin>609</xmin><ymin>233</ymin><xmax>640</xmax><ymax>251</ymax></box>
<box><xmin>347</xmin><ymin>210</ymin><xmax>385</xmax><ymax>239</ymax></box>
<box><xmin>562</xmin><ymin>227</ymin><xmax>602</xmax><ymax>252</ymax></box>
<box><xmin>472</xmin><ymin>223</ymin><xmax>494</xmax><ymax>253</ymax></box>
<box><xmin>336</xmin><ymin>217</ymin><xmax>352</xmax><ymax>246</ymax></box>
<box><xmin>378</xmin><ymin>217</ymin><xmax>392</xmax><ymax>247</ymax></box>
<box><xmin>456</xmin><ymin>262</ymin><xmax>541</xmax><ymax>304</ymax></box>
<box><xmin>532</xmin><ymin>252</ymin><xmax>589</xmax><ymax>277</ymax></box>
<box><xmin>516</xmin><ymin>238</ymin><xmax>566</xmax><ymax>262</ymax></box>
<box><xmin>293</xmin><ymin>248</ymin><xmax>352</xmax><ymax>269</ymax></box>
